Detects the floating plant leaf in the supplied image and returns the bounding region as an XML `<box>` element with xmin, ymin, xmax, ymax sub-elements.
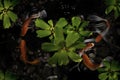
<box><xmin>55</xmin><ymin>18</ymin><xmax>68</xmax><ymax>28</ymax></box>
<box><xmin>36</xmin><ymin>30</ymin><xmax>51</xmax><ymax>38</ymax></box>
<box><xmin>72</xmin><ymin>16</ymin><xmax>81</xmax><ymax>28</ymax></box>
<box><xmin>66</xmin><ymin>31</ymin><xmax>79</xmax><ymax>47</ymax></box>
<box><xmin>42</xmin><ymin>42</ymin><xmax>60</xmax><ymax>52</ymax></box>
<box><xmin>35</xmin><ymin>19</ymin><xmax>50</xmax><ymax>29</ymax></box>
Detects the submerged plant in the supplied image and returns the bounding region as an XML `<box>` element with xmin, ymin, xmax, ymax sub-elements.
<box><xmin>105</xmin><ymin>0</ymin><xmax>120</xmax><ymax>19</ymax></box>
<box><xmin>0</xmin><ymin>0</ymin><xmax>19</xmax><ymax>28</ymax></box>
<box><xmin>0</xmin><ymin>70</ymin><xmax>17</xmax><ymax>80</ymax></box>
<box><xmin>35</xmin><ymin>16</ymin><xmax>92</xmax><ymax>66</ymax></box>
<box><xmin>98</xmin><ymin>60</ymin><xmax>120</xmax><ymax>80</ymax></box>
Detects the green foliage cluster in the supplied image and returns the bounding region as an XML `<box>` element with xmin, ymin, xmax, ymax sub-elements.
<box><xmin>0</xmin><ymin>0</ymin><xmax>18</xmax><ymax>28</ymax></box>
<box><xmin>98</xmin><ymin>60</ymin><xmax>120</xmax><ymax>80</ymax></box>
<box><xmin>0</xmin><ymin>70</ymin><xmax>17</xmax><ymax>80</ymax></box>
<box><xmin>35</xmin><ymin>17</ymin><xmax>92</xmax><ymax>66</ymax></box>
<box><xmin>105</xmin><ymin>0</ymin><xmax>120</xmax><ymax>19</ymax></box>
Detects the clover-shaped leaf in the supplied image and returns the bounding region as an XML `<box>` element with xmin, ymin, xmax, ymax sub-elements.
<box><xmin>98</xmin><ymin>72</ymin><xmax>108</xmax><ymax>80</ymax></box>
<box><xmin>72</xmin><ymin>16</ymin><xmax>81</xmax><ymax>28</ymax></box>
<box><xmin>36</xmin><ymin>30</ymin><xmax>51</xmax><ymax>38</ymax></box>
<box><xmin>49</xmin><ymin>50</ymin><xmax>69</xmax><ymax>66</ymax></box>
<box><xmin>48</xmin><ymin>19</ymin><xmax>53</xmax><ymax>27</ymax></box>
<box><xmin>55</xmin><ymin>18</ymin><xmax>68</xmax><ymax>28</ymax></box>
<box><xmin>68</xmin><ymin>51</ymin><xmax>82</xmax><ymax>62</ymax></box>
<box><xmin>80</xmin><ymin>30</ymin><xmax>92</xmax><ymax>37</ymax></box>
<box><xmin>42</xmin><ymin>42</ymin><xmax>60</xmax><ymax>52</ymax></box>
<box><xmin>7</xmin><ymin>11</ymin><xmax>18</xmax><ymax>22</ymax></box>
<box><xmin>35</xmin><ymin>19</ymin><xmax>50</xmax><ymax>29</ymax></box>
<box><xmin>105</xmin><ymin>5</ymin><xmax>115</xmax><ymax>14</ymax></box>
<box><xmin>66</xmin><ymin>31</ymin><xmax>79</xmax><ymax>47</ymax></box>
<box><xmin>4</xmin><ymin>0</ymin><xmax>12</xmax><ymax>9</ymax></box>
<box><xmin>3</xmin><ymin>13</ymin><xmax>11</xmax><ymax>28</ymax></box>
<box><xmin>54</xmin><ymin>27</ymin><xmax>64</xmax><ymax>45</ymax></box>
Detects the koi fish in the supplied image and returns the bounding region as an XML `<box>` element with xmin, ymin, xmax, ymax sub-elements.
<box><xmin>79</xmin><ymin>15</ymin><xmax>110</xmax><ymax>71</ymax></box>
<box><xmin>79</xmin><ymin>43</ymin><xmax>102</xmax><ymax>70</ymax></box>
<box><xmin>19</xmin><ymin>10</ymin><xmax>47</xmax><ymax>64</ymax></box>
<box><xmin>82</xmin><ymin>53</ymin><xmax>102</xmax><ymax>71</ymax></box>
<box><xmin>19</xmin><ymin>39</ymin><xmax>27</xmax><ymax>63</ymax></box>
<box><xmin>79</xmin><ymin>43</ymin><xmax>94</xmax><ymax>56</ymax></box>
<box><xmin>20</xmin><ymin>10</ymin><xmax>47</xmax><ymax>37</ymax></box>
<box><xmin>20</xmin><ymin>17</ymin><xmax>33</xmax><ymax>37</ymax></box>
<box><xmin>79</xmin><ymin>43</ymin><xmax>101</xmax><ymax>70</ymax></box>
<box><xmin>19</xmin><ymin>39</ymin><xmax>40</xmax><ymax>64</ymax></box>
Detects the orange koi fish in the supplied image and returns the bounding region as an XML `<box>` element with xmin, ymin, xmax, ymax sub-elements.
<box><xmin>79</xmin><ymin>43</ymin><xmax>94</xmax><ymax>56</ymax></box>
<box><xmin>19</xmin><ymin>39</ymin><xmax>40</xmax><ymax>64</ymax></box>
<box><xmin>20</xmin><ymin>13</ymin><xmax>42</xmax><ymax>36</ymax></box>
<box><xmin>79</xmin><ymin>43</ymin><xmax>101</xmax><ymax>70</ymax></box>
<box><xmin>82</xmin><ymin>53</ymin><xmax>102</xmax><ymax>71</ymax></box>
<box><xmin>20</xmin><ymin>17</ymin><xmax>33</xmax><ymax>37</ymax></box>
<box><xmin>19</xmin><ymin>11</ymin><xmax>46</xmax><ymax>64</ymax></box>
<box><xmin>19</xmin><ymin>39</ymin><xmax>27</xmax><ymax>63</ymax></box>
<box><xmin>79</xmin><ymin>16</ymin><xmax>110</xmax><ymax>70</ymax></box>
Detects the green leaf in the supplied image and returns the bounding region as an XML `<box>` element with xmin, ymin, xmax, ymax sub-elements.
<box><xmin>98</xmin><ymin>68</ymin><xmax>107</xmax><ymax>73</ymax></box>
<box><xmin>0</xmin><ymin>1</ymin><xmax>4</xmax><ymax>13</ymax></box>
<box><xmin>35</xmin><ymin>19</ymin><xmax>50</xmax><ymax>29</ymax></box>
<box><xmin>4</xmin><ymin>0</ymin><xmax>11</xmax><ymax>9</ymax></box>
<box><xmin>80</xmin><ymin>21</ymin><xmax>89</xmax><ymax>28</ymax></box>
<box><xmin>5</xmin><ymin>71</ymin><xmax>17</xmax><ymax>80</ymax></box>
<box><xmin>48</xmin><ymin>19</ymin><xmax>53</xmax><ymax>27</ymax></box>
<box><xmin>0</xmin><ymin>13</ymin><xmax>3</xmax><ymax>20</ymax></box>
<box><xmin>111</xmin><ymin>61</ymin><xmax>120</xmax><ymax>71</ymax></box>
<box><xmin>0</xmin><ymin>70</ymin><xmax>4</xmax><ymax>80</ymax></box>
<box><xmin>105</xmin><ymin>5</ymin><xmax>115</xmax><ymax>14</ymax></box>
<box><xmin>103</xmin><ymin>61</ymin><xmax>110</xmax><ymax>70</ymax></box>
<box><xmin>36</xmin><ymin>30</ymin><xmax>51</xmax><ymax>38</ymax></box>
<box><xmin>0</xmin><ymin>1</ymin><xmax>3</xmax><ymax>7</ymax></box>
<box><xmin>0</xmin><ymin>7</ymin><xmax>4</xmax><ymax>12</ymax></box>
<box><xmin>11</xmin><ymin>0</ymin><xmax>19</xmax><ymax>7</ymax></box>
<box><xmin>42</xmin><ymin>42</ymin><xmax>60</xmax><ymax>52</ymax></box>
<box><xmin>114</xmin><ymin>7</ymin><xmax>120</xmax><ymax>19</ymax></box>
<box><xmin>72</xmin><ymin>16</ymin><xmax>81</xmax><ymax>28</ymax></box>
<box><xmin>65</xmin><ymin>24</ymin><xmax>75</xmax><ymax>34</ymax></box>
<box><xmin>80</xmin><ymin>31</ymin><xmax>92</xmax><ymax>37</ymax></box>
<box><xmin>117</xmin><ymin>6</ymin><xmax>120</xmax><ymax>12</ymax></box>
<box><xmin>54</xmin><ymin>27</ymin><xmax>64</xmax><ymax>45</ymax></box>
<box><xmin>49</xmin><ymin>50</ymin><xmax>69</xmax><ymax>66</ymax></box>
<box><xmin>108</xmin><ymin>75</ymin><xmax>113</xmax><ymax>80</ymax></box>
<box><xmin>55</xmin><ymin>18</ymin><xmax>68</xmax><ymax>28</ymax></box>
<box><xmin>68</xmin><ymin>52</ymin><xmax>82</xmax><ymax>62</ymax></box>
<box><xmin>66</xmin><ymin>31</ymin><xmax>79</xmax><ymax>47</ymax></box>
<box><xmin>112</xmin><ymin>72</ymin><xmax>119</xmax><ymax>80</ymax></box>
<box><xmin>57</xmin><ymin>50</ymin><xmax>69</xmax><ymax>65</ymax></box>
<box><xmin>48</xmin><ymin>52</ymin><xmax>58</xmax><ymax>67</ymax></box>
<box><xmin>105</xmin><ymin>0</ymin><xmax>116</xmax><ymax>6</ymax></box>
<box><xmin>71</xmin><ymin>41</ymin><xmax>86</xmax><ymax>49</ymax></box>
<box><xmin>7</xmin><ymin>11</ymin><xmax>18</xmax><ymax>22</ymax></box>
<box><xmin>98</xmin><ymin>72</ymin><xmax>108</xmax><ymax>80</ymax></box>
<box><xmin>3</xmin><ymin>13</ymin><xmax>11</xmax><ymax>28</ymax></box>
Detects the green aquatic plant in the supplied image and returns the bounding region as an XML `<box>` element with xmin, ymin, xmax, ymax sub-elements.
<box><xmin>35</xmin><ymin>16</ymin><xmax>92</xmax><ymax>66</ymax></box>
<box><xmin>98</xmin><ymin>60</ymin><xmax>120</xmax><ymax>80</ymax></box>
<box><xmin>105</xmin><ymin>0</ymin><xmax>120</xmax><ymax>19</ymax></box>
<box><xmin>0</xmin><ymin>0</ymin><xmax>19</xmax><ymax>28</ymax></box>
<box><xmin>0</xmin><ymin>70</ymin><xmax>17</xmax><ymax>80</ymax></box>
